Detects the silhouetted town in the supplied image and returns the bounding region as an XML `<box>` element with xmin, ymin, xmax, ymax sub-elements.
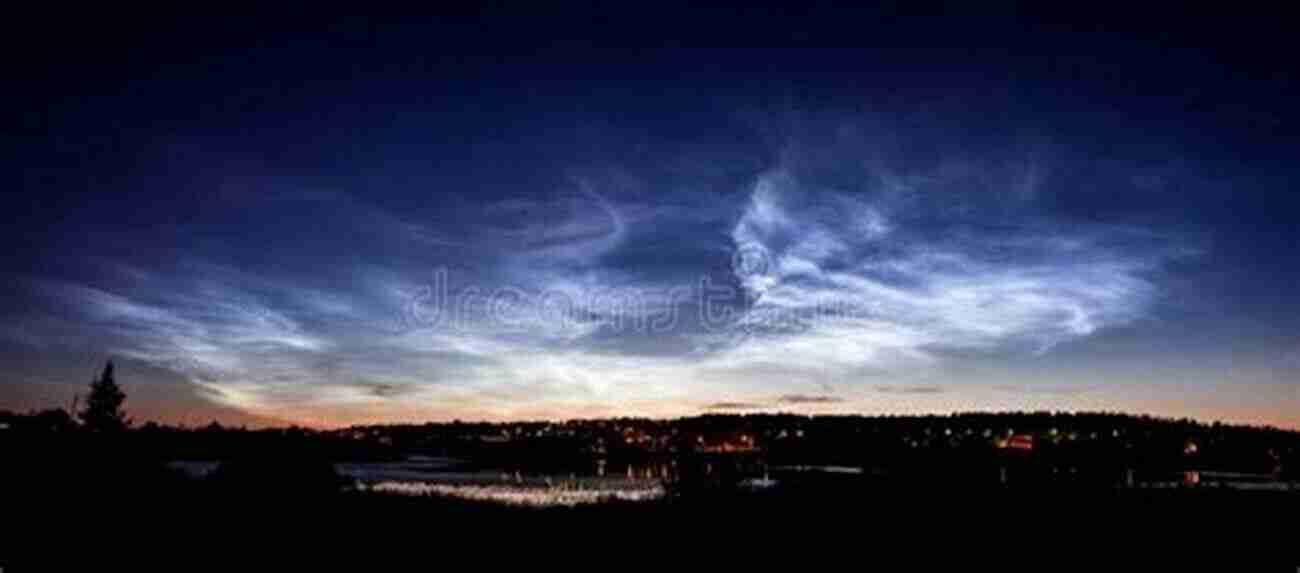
<box><xmin>8</xmin><ymin>408</ymin><xmax>1298</xmax><ymax>480</ymax></box>
<box><xmin>6</xmin><ymin>367</ymin><xmax>1298</xmax><ymax>495</ymax></box>
<box><xmin>3</xmin><ymin>361</ymin><xmax>1299</xmax><ymax>552</ymax></box>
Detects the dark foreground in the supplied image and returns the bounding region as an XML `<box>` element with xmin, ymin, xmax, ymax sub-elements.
<box><xmin>4</xmin><ymin>413</ymin><xmax>1299</xmax><ymax>563</ymax></box>
<box><xmin>5</xmin><ymin>459</ymin><xmax>1298</xmax><ymax>563</ymax></box>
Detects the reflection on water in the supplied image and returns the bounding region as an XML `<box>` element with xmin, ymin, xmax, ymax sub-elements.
<box><xmin>361</xmin><ymin>481</ymin><xmax>665</xmax><ymax>507</ymax></box>
<box><xmin>336</xmin><ymin>458</ymin><xmax>671</xmax><ymax>486</ymax></box>
<box><xmin>1138</xmin><ymin>470</ymin><xmax>1297</xmax><ymax>491</ymax></box>
<box><xmin>169</xmin><ymin>455</ymin><xmax>1299</xmax><ymax>507</ymax></box>
<box><xmin>338</xmin><ymin>457</ymin><xmax>670</xmax><ymax>507</ymax></box>
<box><xmin>772</xmin><ymin>465</ymin><xmax>865</xmax><ymax>475</ymax></box>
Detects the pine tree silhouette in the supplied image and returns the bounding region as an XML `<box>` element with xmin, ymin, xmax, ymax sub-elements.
<box><xmin>81</xmin><ymin>360</ymin><xmax>129</xmax><ymax>432</ymax></box>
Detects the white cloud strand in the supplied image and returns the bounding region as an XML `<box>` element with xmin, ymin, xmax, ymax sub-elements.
<box><xmin>724</xmin><ymin>169</ymin><xmax>1162</xmax><ymax>366</ymax></box>
<box><xmin>10</xmin><ymin>160</ymin><xmax>1186</xmax><ymax>424</ymax></box>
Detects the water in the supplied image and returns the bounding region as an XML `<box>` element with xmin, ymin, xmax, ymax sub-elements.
<box><xmin>168</xmin><ymin>457</ymin><xmax>1299</xmax><ymax>506</ymax></box>
<box><xmin>337</xmin><ymin>457</ymin><xmax>667</xmax><ymax>506</ymax></box>
<box><xmin>360</xmin><ymin>481</ymin><xmax>665</xmax><ymax>507</ymax></box>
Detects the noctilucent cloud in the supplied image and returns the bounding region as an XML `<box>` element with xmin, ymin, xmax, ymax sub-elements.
<box><xmin>3</xmin><ymin>10</ymin><xmax>1297</xmax><ymax>427</ymax></box>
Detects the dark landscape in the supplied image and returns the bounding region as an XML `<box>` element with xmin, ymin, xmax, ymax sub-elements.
<box><xmin>5</xmin><ymin>364</ymin><xmax>1298</xmax><ymax>533</ymax></box>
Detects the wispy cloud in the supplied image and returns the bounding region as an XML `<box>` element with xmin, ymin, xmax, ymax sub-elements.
<box><xmin>875</xmin><ymin>385</ymin><xmax>945</xmax><ymax>395</ymax></box>
<box><xmin>992</xmin><ymin>384</ymin><xmax>1096</xmax><ymax>396</ymax></box>
<box><xmin>3</xmin><ymin>128</ymin><xmax>1197</xmax><ymax>425</ymax></box>
<box><xmin>703</xmin><ymin>401</ymin><xmax>766</xmax><ymax>412</ymax></box>
<box><xmin>776</xmin><ymin>393</ymin><xmax>846</xmax><ymax>404</ymax></box>
<box><xmin>719</xmin><ymin>166</ymin><xmax>1181</xmax><ymax>379</ymax></box>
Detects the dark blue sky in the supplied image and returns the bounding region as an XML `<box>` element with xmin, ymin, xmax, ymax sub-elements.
<box><xmin>3</xmin><ymin>7</ymin><xmax>1297</xmax><ymax>427</ymax></box>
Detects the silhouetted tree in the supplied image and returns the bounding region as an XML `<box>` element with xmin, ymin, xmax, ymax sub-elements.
<box><xmin>81</xmin><ymin>361</ymin><xmax>128</xmax><ymax>432</ymax></box>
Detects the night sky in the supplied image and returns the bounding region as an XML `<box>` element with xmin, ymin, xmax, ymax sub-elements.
<box><xmin>3</xmin><ymin>7</ymin><xmax>1297</xmax><ymax>427</ymax></box>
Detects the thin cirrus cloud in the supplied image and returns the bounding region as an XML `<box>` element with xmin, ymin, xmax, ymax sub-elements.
<box><xmin>875</xmin><ymin>385</ymin><xmax>945</xmax><ymax>395</ymax></box>
<box><xmin>700</xmin><ymin>394</ymin><xmax>845</xmax><ymax>413</ymax></box>
<box><xmin>704</xmin><ymin>401</ymin><xmax>767</xmax><ymax>412</ymax></box>
<box><xmin>719</xmin><ymin>167</ymin><xmax>1181</xmax><ymax>375</ymax></box>
<box><xmin>777</xmin><ymin>394</ymin><xmax>848</xmax><ymax>404</ymax></box>
<box><xmin>6</xmin><ymin>137</ymin><xmax>1195</xmax><ymax>425</ymax></box>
